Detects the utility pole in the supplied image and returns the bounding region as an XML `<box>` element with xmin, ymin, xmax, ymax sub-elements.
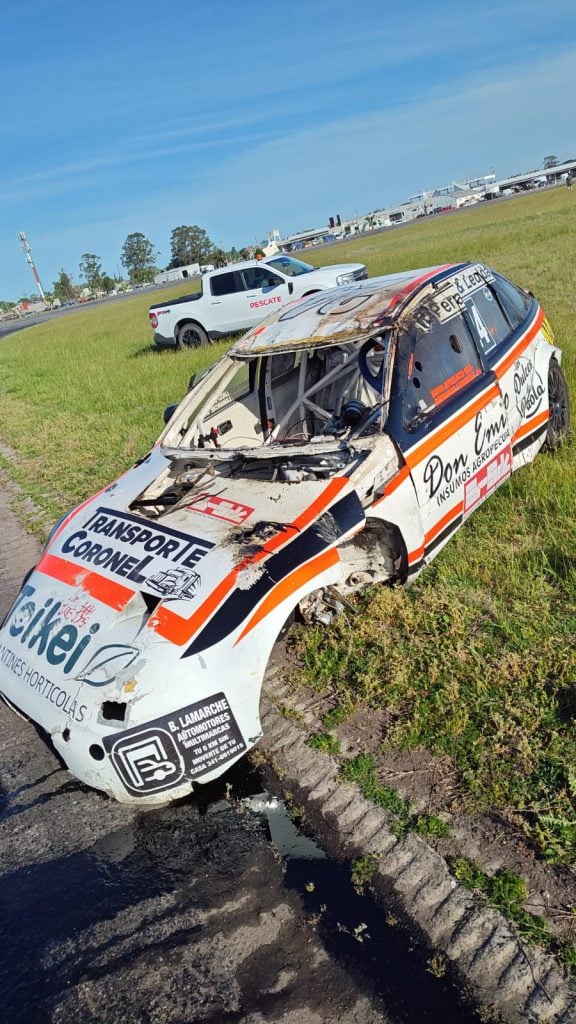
<box><xmin>17</xmin><ymin>231</ymin><xmax>46</xmax><ymax>300</ymax></box>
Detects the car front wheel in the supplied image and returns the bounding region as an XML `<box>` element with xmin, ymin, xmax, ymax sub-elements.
<box><xmin>546</xmin><ymin>358</ymin><xmax>570</xmax><ymax>448</ymax></box>
<box><xmin>177</xmin><ymin>322</ymin><xmax>210</xmax><ymax>349</ymax></box>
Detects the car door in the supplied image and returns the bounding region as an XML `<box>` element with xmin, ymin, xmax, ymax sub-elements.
<box><xmin>209</xmin><ymin>270</ymin><xmax>249</xmax><ymax>333</ymax></box>
<box><xmin>239</xmin><ymin>266</ymin><xmax>292</xmax><ymax>327</ymax></box>
<box><xmin>389</xmin><ymin>284</ymin><xmax>512</xmax><ymax>566</ymax></box>
<box><xmin>465</xmin><ymin>271</ymin><xmax>546</xmax><ymax>459</ymax></box>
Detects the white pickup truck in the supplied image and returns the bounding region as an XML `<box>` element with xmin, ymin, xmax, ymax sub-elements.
<box><xmin>148</xmin><ymin>254</ymin><xmax>368</xmax><ymax>348</ymax></box>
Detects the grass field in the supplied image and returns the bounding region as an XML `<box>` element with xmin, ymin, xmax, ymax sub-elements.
<box><xmin>1</xmin><ymin>186</ymin><xmax>575</xmax><ymax>865</ymax></box>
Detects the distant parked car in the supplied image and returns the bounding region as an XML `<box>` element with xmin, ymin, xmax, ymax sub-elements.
<box><xmin>0</xmin><ymin>262</ymin><xmax>568</xmax><ymax>805</ymax></box>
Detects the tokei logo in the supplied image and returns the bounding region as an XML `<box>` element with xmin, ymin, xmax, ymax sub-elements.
<box><xmin>5</xmin><ymin>584</ymin><xmax>102</xmax><ymax>676</ymax></box>
<box><xmin>464</xmin><ymin>446</ymin><xmax>512</xmax><ymax>517</ymax></box>
<box><xmin>186</xmin><ymin>492</ymin><xmax>254</xmax><ymax>526</ymax></box>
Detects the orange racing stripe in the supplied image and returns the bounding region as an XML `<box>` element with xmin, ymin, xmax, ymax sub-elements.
<box><xmin>149</xmin><ymin>476</ymin><xmax>351</xmax><ymax>646</ymax></box>
<box><xmin>493</xmin><ymin>308</ymin><xmax>544</xmax><ymax>379</ymax></box>
<box><xmin>37</xmin><ymin>553</ymin><xmax>136</xmax><ymax>610</ymax></box>
<box><xmin>234</xmin><ymin>548</ymin><xmax>340</xmax><ymax>645</ymax></box>
<box><xmin>512</xmin><ymin>408</ymin><xmax>549</xmax><ymax>444</ymax></box>
<box><xmin>407</xmin><ymin>500</ymin><xmax>463</xmax><ymax>566</ymax></box>
<box><xmin>425</xmin><ymin>501</ymin><xmax>463</xmax><ymax>546</ymax></box>
<box><xmin>387</xmin><ymin>265</ymin><xmax>453</xmax><ymax>309</ymax></box>
<box><xmin>371</xmin><ymin>464</ymin><xmax>411</xmax><ymax>508</ymax></box>
<box><xmin>405</xmin><ymin>384</ymin><xmax>500</xmax><ymax>470</ymax></box>
<box><xmin>407</xmin><ymin>544</ymin><xmax>425</xmax><ymax>566</ymax></box>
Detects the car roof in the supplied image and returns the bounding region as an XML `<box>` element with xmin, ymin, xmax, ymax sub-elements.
<box><xmin>230</xmin><ymin>263</ymin><xmax>458</xmax><ymax>358</ymax></box>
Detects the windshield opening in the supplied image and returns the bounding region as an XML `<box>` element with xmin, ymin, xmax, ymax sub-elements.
<box><xmin>162</xmin><ymin>335</ymin><xmax>390</xmax><ymax>462</ymax></box>
<box><xmin>266</xmin><ymin>256</ymin><xmax>314</xmax><ymax>277</ymax></box>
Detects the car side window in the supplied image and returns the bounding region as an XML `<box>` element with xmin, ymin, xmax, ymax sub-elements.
<box><xmin>490</xmin><ymin>272</ymin><xmax>532</xmax><ymax>330</ymax></box>
<box><xmin>241</xmin><ymin>267</ymin><xmax>284</xmax><ymax>290</ymax></box>
<box><xmin>210</xmin><ymin>272</ymin><xmax>241</xmax><ymax>297</ymax></box>
<box><xmin>463</xmin><ymin>286</ymin><xmax>511</xmax><ymax>358</ymax></box>
<box><xmin>400</xmin><ymin>313</ymin><xmax>483</xmax><ymax>430</ymax></box>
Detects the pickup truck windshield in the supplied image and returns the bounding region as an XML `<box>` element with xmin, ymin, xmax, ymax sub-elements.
<box><xmin>266</xmin><ymin>256</ymin><xmax>314</xmax><ymax>277</ymax></box>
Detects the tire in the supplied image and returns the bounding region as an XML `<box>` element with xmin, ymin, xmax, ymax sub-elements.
<box><xmin>545</xmin><ymin>358</ymin><xmax>570</xmax><ymax>449</ymax></box>
<box><xmin>177</xmin><ymin>322</ymin><xmax>210</xmax><ymax>349</ymax></box>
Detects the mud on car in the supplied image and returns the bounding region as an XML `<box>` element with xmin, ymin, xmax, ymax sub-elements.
<box><xmin>0</xmin><ymin>262</ymin><xmax>569</xmax><ymax>804</ymax></box>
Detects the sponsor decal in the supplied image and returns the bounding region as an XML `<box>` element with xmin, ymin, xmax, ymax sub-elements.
<box><xmin>186</xmin><ymin>492</ymin><xmax>254</xmax><ymax>526</ymax></box>
<box><xmin>4</xmin><ymin>584</ymin><xmax>102</xmax><ymax>676</ymax></box>
<box><xmin>1</xmin><ymin>583</ymin><xmax>138</xmax><ymax>689</ymax></box>
<box><xmin>464</xmin><ymin>446</ymin><xmax>512</xmax><ymax>517</ymax></box>
<box><xmin>418</xmin><ymin>267</ymin><xmax>495</xmax><ymax>328</ymax></box>
<box><xmin>104</xmin><ymin>692</ymin><xmax>246</xmax><ymax>796</ymax></box>
<box><xmin>146</xmin><ymin>569</ymin><xmax>201</xmax><ymax>600</ymax></box>
<box><xmin>277</xmin><ymin>289</ymin><xmax>376</xmax><ymax>322</ymax></box>
<box><xmin>422</xmin><ymin>407</ymin><xmax>510</xmax><ymax>505</ymax></box>
<box><xmin>513</xmin><ymin>357</ymin><xmax>545</xmax><ymax>420</ymax></box>
<box><xmin>541</xmin><ymin>317</ymin><xmax>556</xmax><ymax>346</ymax></box>
<box><xmin>249</xmin><ymin>296</ymin><xmax>282</xmax><ymax>309</ymax></box>
<box><xmin>52</xmin><ymin>507</ymin><xmax>214</xmax><ymax>593</ymax></box>
<box><xmin>0</xmin><ymin>636</ymin><xmax>88</xmax><ymax>723</ymax></box>
<box><xmin>424</xmin><ymin>290</ymin><xmax>463</xmax><ymax>325</ymax></box>
<box><xmin>430</xmin><ymin>364</ymin><xmax>481</xmax><ymax>406</ymax></box>
<box><xmin>60</xmin><ymin>599</ymin><xmax>95</xmax><ymax>627</ymax></box>
<box><xmin>76</xmin><ymin>644</ymin><xmax>139</xmax><ymax>686</ymax></box>
<box><xmin>453</xmin><ymin>265</ymin><xmax>494</xmax><ymax>298</ymax></box>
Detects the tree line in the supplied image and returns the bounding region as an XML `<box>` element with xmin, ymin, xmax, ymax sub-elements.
<box><xmin>50</xmin><ymin>226</ymin><xmax>253</xmax><ymax>303</ymax></box>
<box><xmin>1</xmin><ymin>225</ymin><xmax>255</xmax><ymax>308</ymax></box>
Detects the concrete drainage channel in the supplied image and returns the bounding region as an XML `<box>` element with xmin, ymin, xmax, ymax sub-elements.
<box><xmin>234</xmin><ymin>777</ymin><xmax>484</xmax><ymax>1022</ymax></box>
<box><xmin>259</xmin><ymin>663</ymin><xmax>576</xmax><ymax>1023</ymax></box>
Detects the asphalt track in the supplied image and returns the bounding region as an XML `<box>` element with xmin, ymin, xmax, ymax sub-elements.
<box><xmin>0</xmin><ymin>285</ymin><xmax>164</xmax><ymax>342</ymax></box>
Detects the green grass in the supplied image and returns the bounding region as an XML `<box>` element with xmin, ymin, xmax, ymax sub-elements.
<box><xmin>350</xmin><ymin>853</ymin><xmax>380</xmax><ymax>894</ymax></box>
<box><xmin>1</xmin><ymin>188</ymin><xmax>576</xmax><ymax>865</ymax></box>
<box><xmin>451</xmin><ymin>856</ymin><xmax>553</xmax><ymax>950</ymax></box>
<box><xmin>0</xmin><ymin>282</ymin><xmax>227</xmax><ymax>524</ymax></box>
<box><xmin>308</xmin><ymin>731</ymin><xmax>341</xmax><ymax>755</ymax></box>
<box><xmin>340</xmin><ymin>753</ymin><xmax>452</xmax><ymax>839</ymax></box>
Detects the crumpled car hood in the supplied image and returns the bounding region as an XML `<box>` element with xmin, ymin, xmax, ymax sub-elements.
<box><xmin>33</xmin><ymin>450</ymin><xmax>364</xmax><ymax>660</ymax></box>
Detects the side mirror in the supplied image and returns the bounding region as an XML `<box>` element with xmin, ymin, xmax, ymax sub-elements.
<box><xmin>288</xmin><ymin>282</ymin><xmax>294</xmax><ymax>295</ymax></box>
<box><xmin>187</xmin><ymin>373</ymin><xmax>196</xmax><ymax>392</ymax></box>
<box><xmin>163</xmin><ymin>404</ymin><xmax>178</xmax><ymax>425</ymax></box>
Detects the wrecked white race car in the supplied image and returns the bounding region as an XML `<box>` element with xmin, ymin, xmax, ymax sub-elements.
<box><xmin>0</xmin><ymin>263</ymin><xmax>569</xmax><ymax>804</ymax></box>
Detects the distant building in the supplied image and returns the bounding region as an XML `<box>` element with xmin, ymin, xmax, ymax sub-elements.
<box><xmin>268</xmin><ymin>162</ymin><xmax>576</xmax><ymax>259</ymax></box>
<box><xmin>154</xmin><ymin>264</ymin><xmax>200</xmax><ymax>285</ymax></box>
<box><xmin>16</xmin><ymin>299</ymin><xmax>49</xmax><ymax>315</ymax></box>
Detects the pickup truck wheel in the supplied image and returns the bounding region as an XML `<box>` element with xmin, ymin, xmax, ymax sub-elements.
<box><xmin>177</xmin><ymin>322</ymin><xmax>210</xmax><ymax>349</ymax></box>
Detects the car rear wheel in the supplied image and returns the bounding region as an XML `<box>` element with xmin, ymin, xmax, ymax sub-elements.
<box><xmin>177</xmin><ymin>322</ymin><xmax>210</xmax><ymax>349</ymax></box>
<box><xmin>546</xmin><ymin>358</ymin><xmax>570</xmax><ymax>449</ymax></box>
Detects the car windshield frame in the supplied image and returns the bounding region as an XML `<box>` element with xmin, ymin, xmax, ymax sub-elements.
<box><xmin>265</xmin><ymin>256</ymin><xmax>315</xmax><ymax>277</ymax></box>
<box><xmin>161</xmin><ymin>336</ymin><xmax>393</xmax><ymax>464</ymax></box>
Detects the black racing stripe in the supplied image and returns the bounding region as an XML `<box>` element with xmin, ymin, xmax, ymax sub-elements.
<box><xmin>407</xmin><ymin>558</ymin><xmax>425</xmax><ymax>577</ymax></box>
<box><xmin>512</xmin><ymin>422</ymin><xmax>547</xmax><ymax>456</ymax></box>
<box><xmin>426</xmin><ymin>514</ymin><xmax>463</xmax><ymax>558</ymax></box>
<box><xmin>182</xmin><ymin>491</ymin><xmax>364</xmax><ymax>657</ymax></box>
<box><xmin>407</xmin><ymin>513</ymin><xmax>463</xmax><ymax>578</ymax></box>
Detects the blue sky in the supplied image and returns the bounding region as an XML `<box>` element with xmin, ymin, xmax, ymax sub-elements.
<box><xmin>1</xmin><ymin>0</ymin><xmax>575</xmax><ymax>300</ymax></box>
